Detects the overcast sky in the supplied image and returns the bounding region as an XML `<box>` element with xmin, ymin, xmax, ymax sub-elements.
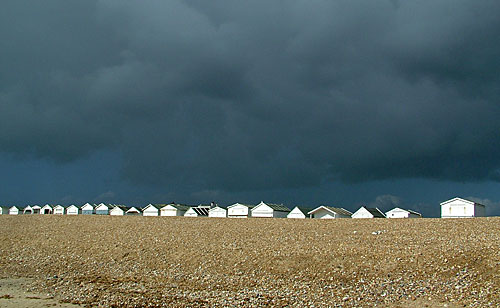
<box><xmin>1</xmin><ymin>1</ymin><xmax>500</xmax><ymax>217</ymax></box>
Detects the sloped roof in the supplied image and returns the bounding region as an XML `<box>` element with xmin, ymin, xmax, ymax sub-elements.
<box><xmin>95</xmin><ymin>203</ymin><xmax>109</xmax><ymax>210</ymax></box>
<box><xmin>407</xmin><ymin>209</ymin><xmax>422</xmax><ymax>216</ymax></box>
<box><xmin>386</xmin><ymin>207</ymin><xmax>405</xmax><ymax>212</ymax></box>
<box><xmin>293</xmin><ymin>206</ymin><xmax>313</xmax><ymax>214</ymax></box>
<box><xmin>143</xmin><ymin>204</ymin><xmax>162</xmax><ymax>210</ymax></box>
<box><xmin>326</xmin><ymin>206</ymin><xmax>352</xmax><ymax>216</ymax></box>
<box><xmin>209</xmin><ymin>205</ymin><xmax>227</xmax><ymax>210</ymax></box>
<box><xmin>440</xmin><ymin>197</ymin><xmax>485</xmax><ymax>207</ymax></box>
<box><xmin>111</xmin><ymin>205</ymin><xmax>131</xmax><ymax>211</ymax></box>
<box><xmin>126</xmin><ymin>206</ymin><xmax>142</xmax><ymax>213</ymax></box>
<box><xmin>254</xmin><ymin>202</ymin><xmax>290</xmax><ymax>212</ymax></box>
<box><xmin>227</xmin><ymin>203</ymin><xmax>255</xmax><ymax>209</ymax></box>
<box><xmin>162</xmin><ymin>203</ymin><xmax>190</xmax><ymax>211</ymax></box>
<box><xmin>266</xmin><ymin>203</ymin><xmax>291</xmax><ymax>212</ymax></box>
<box><xmin>365</xmin><ymin>207</ymin><xmax>386</xmax><ymax>218</ymax></box>
<box><xmin>191</xmin><ymin>207</ymin><xmax>209</xmax><ymax>216</ymax></box>
<box><xmin>288</xmin><ymin>206</ymin><xmax>312</xmax><ymax>217</ymax></box>
<box><xmin>308</xmin><ymin>206</ymin><xmax>353</xmax><ymax>216</ymax></box>
<box><xmin>386</xmin><ymin>207</ymin><xmax>422</xmax><ymax>216</ymax></box>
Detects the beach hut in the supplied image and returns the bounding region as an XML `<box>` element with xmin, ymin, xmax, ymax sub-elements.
<box><xmin>9</xmin><ymin>206</ymin><xmax>20</xmax><ymax>215</ymax></box>
<box><xmin>125</xmin><ymin>207</ymin><xmax>142</xmax><ymax>216</ymax></box>
<box><xmin>66</xmin><ymin>205</ymin><xmax>80</xmax><ymax>215</ymax></box>
<box><xmin>308</xmin><ymin>206</ymin><xmax>352</xmax><ymax>219</ymax></box>
<box><xmin>23</xmin><ymin>205</ymin><xmax>34</xmax><ymax>214</ymax></box>
<box><xmin>385</xmin><ymin>207</ymin><xmax>422</xmax><ymax>218</ymax></box>
<box><xmin>160</xmin><ymin>203</ymin><xmax>189</xmax><ymax>216</ymax></box>
<box><xmin>184</xmin><ymin>207</ymin><xmax>197</xmax><ymax>217</ymax></box>
<box><xmin>287</xmin><ymin>206</ymin><xmax>311</xmax><ymax>219</ymax></box>
<box><xmin>110</xmin><ymin>205</ymin><xmax>129</xmax><ymax>216</ymax></box>
<box><xmin>440</xmin><ymin>197</ymin><xmax>486</xmax><ymax>218</ymax></box>
<box><xmin>208</xmin><ymin>205</ymin><xmax>227</xmax><ymax>218</ymax></box>
<box><xmin>184</xmin><ymin>205</ymin><xmax>210</xmax><ymax>217</ymax></box>
<box><xmin>53</xmin><ymin>205</ymin><xmax>66</xmax><ymax>215</ymax></box>
<box><xmin>32</xmin><ymin>205</ymin><xmax>41</xmax><ymax>214</ymax></box>
<box><xmin>95</xmin><ymin>203</ymin><xmax>110</xmax><ymax>215</ymax></box>
<box><xmin>227</xmin><ymin>203</ymin><xmax>255</xmax><ymax>218</ymax></box>
<box><xmin>81</xmin><ymin>203</ymin><xmax>94</xmax><ymax>215</ymax></box>
<box><xmin>41</xmin><ymin>204</ymin><xmax>53</xmax><ymax>215</ymax></box>
<box><xmin>351</xmin><ymin>206</ymin><xmax>386</xmax><ymax>219</ymax></box>
<box><xmin>251</xmin><ymin>201</ymin><xmax>291</xmax><ymax>218</ymax></box>
<box><xmin>142</xmin><ymin>204</ymin><xmax>161</xmax><ymax>216</ymax></box>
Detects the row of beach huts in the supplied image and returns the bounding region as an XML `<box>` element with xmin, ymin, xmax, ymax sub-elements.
<box><xmin>0</xmin><ymin>197</ymin><xmax>487</xmax><ymax>219</ymax></box>
<box><xmin>0</xmin><ymin>201</ymin><xmax>419</xmax><ymax>219</ymax></box>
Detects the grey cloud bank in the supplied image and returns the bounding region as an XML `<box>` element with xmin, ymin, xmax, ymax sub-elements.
<box><xmin>1</xmin><ymin>1</ymin><xmax>500</xmax><ymax>215</ymax></box>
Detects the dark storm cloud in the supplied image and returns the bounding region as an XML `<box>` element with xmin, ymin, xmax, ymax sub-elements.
<box><xmin>1</xmin><ymin>0</ymin><xmax>500</xmax><ymax>191</ymax></box>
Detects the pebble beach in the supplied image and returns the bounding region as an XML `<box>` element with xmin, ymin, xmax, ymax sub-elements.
<box><xmin>0</xmin><ymin>216</ymin><xmax>499</xmax><ymax>307</ymax></box>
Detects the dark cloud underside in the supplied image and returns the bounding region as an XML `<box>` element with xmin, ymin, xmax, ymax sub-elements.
<box><xmin>1</xmin><ymin>0</ymin><xmax>500</xmax><ymax>192</ymax></box>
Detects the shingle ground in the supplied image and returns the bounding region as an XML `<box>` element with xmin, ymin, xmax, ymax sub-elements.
<box><xmin>0</xmin><ymin>216</ymin><xmax>499</xmax><ymax>307</ymax></box>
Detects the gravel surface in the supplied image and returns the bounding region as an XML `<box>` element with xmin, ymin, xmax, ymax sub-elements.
<box><xmin>0</xmin><ymin>216</ymin><xmax>499</xmax><ymax>307</ymax></box>
<box><xmin>0</xmin><ymin>277</ymin><xmax>83</xmax><ymax>308</ymax></box>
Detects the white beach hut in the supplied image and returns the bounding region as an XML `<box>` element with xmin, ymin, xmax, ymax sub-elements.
<box><xmin>95</xmin><ymin>203</ymin><xmax>110</xmax><ymax>215</ymax></box>
<box><xmin>142</xmin><ymin>204</ymin><xmax>161</xmax><ymax>216</ymax></box>
<box><xmin>66</xmin><ymin>205</ymin><xmax>80</xmax><ymax>215</ymax></box>
<box><xmin>23</xmin><ymin>205</ymin><xmax>34</xmax><ymax>214</ymax></box>
<box><xmin>125</xmin><ymin>207</ymin><xmax>142</xmax><ymax>216</ymax></box>
<box><xmin>81</xmin><ymin>203</ymin><xmax>94</xmax><ymax>215</ymax></box>
<box><xmin>440</xmin><ymin>197</ymin><xmax>486</xmax><ymax>218</ymax></box>
<box><xmin>308</xmin><ymin>206</ymin><xmax>352</xmax><ymax>219</ymax></box>
<box><xmin>287</xmin><ymin>206</ymin><xmax>311</xmax><ymax>219</ymax></box>
<box><xmin>227</xmin><ymin>203</ymin><xmax>255</xmax><ymax>218</ymax></box>
<box><xmin>208</xmin><ymin>205</ymin><xmax>227</xmax><ymax>218</ymax></box>
<box><xmin>351</xmin><ymin>206</ymin><xmax>386</xmax><ymax>219</ymax></box>
<box><xmin>251</xmin><ymin>202</ymin><xmax>291</xmax><ymax>218</ymax></box>
<box><xmin>110</xmin><ymin>205</ymin><xmax>129</xmax><ymax>216</ymax></box>
<box><xmin>32</xmin><ymin>205</ymin><xmax>41</xmax><ymax>214</ymax></box>
<box><xmin>41</xmin><ymin>204</ymin><xmax>53</xmax><ymax>215</ymax></box>
<box><xmin>9</xmin><ymin>206</ymin><xmax>20</xmax><ymax>215</ymax></box>
<box><xmin>184</xmin><ymin>207</ymin><xmax>196</xmax><ymax>217</ymax></box>
<box><xmin>160</xmin><ymin>204</ymin><xmax>189</xmax><ymax>216</ymax></box>
<box><xmin>53</xmin><ymin>205</ymin><xmax>65</xmax><ymax>215</ymax></box>
<box><xmin>385</xmin><ymin>207</ymin><xmax>422</xmax><ymax>218</ymax></box>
